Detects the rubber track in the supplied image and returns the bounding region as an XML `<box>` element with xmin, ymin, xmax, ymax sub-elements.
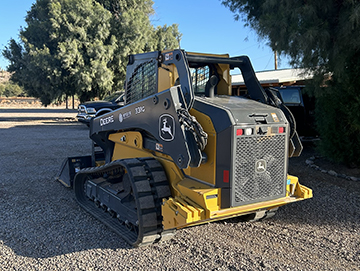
<box><xmin>74</xmin><ymin>157</ymin><xmax>174</xmax><ymax>247</ymax></box>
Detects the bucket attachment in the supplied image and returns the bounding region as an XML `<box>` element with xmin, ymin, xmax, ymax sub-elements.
<box><xmin>56</xmin><ymin>156</ymin><xmax>92</xmax><ymax>188</ymax></box>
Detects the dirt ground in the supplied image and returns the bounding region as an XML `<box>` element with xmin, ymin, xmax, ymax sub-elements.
<box><xmin>0</xmin><ymin>107</ymin><xmax>359</xmax><ymax>271</ymax></box>
<box><xmin>289</xmin><ymin>143</ymin><xmax>360</xmax><ymax>196</ymax></box>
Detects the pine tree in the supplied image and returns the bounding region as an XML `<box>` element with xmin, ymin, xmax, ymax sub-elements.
<box><xmin>222</xmin><ymin>0</ymin><xmax>360</xmax><ymax>165</ymax></box>
<box><xmin>3</xmin><ymin>0</ymin><xmax>182</xmax><ymax>105</ymax></box>
<box><xmin>3</xmin><ymin>0</ymin><xmax>116</xmax><ymax>104</ymax></box>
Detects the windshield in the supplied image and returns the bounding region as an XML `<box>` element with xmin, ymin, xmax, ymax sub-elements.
<box><xmin>278</xmin><ymin>88</ymin><xmax>301</xmax><ymax>104</ymax></box>
<box><xmin>103</xmin><ymin>92</ymin><xmax>124</xmax><ymax>102</ymax></box>
<box><xmin>190</xmin><ymin>66</ymin><xmax>209</xmax><ymax>94</ymax></box>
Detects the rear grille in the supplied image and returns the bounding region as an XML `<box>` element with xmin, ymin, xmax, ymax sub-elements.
<box><xmin>233</xmin><ymin>134</ymin><xmax>286</xmax><ymax>206</ymax></box>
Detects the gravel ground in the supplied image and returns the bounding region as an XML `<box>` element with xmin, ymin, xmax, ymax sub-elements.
<box><xmin>0</xmin><ymin>108</ymin><xmax>359</xmax><ymax>271</ymax></box>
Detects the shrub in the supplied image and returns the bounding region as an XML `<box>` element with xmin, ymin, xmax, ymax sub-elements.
<box><xmin>0</xmin><ymin>82</ymin><xmax>25</xmax><ymax>97</ymax></box>
<box><xmin>314</xmin><ymin>73</ymin><xmax>360</xmax><ymax>166</ymax></box>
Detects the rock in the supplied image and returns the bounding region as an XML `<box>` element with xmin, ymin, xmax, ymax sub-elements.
<box><xmin>310</xmin><ymin>164</ymin><xmax>320</xmax><ymax>170</ymax></box>
<box><xmin>338</xmin><ymin>174</ymin><xmax>348</xmax><ymax>179</ymax></box>
<box><xmin>328</xmin><ymin>170</ymin><xmax>338</xmax><ymax>176</ymax></box>
<box><xmin>260</xmin><ymin>261</ymin><xmax>272</xmax><ymax>269</ymax></box>
<box><xmin>306</xmin><ymin>159</ymin><xmax>314</xmax><ymax>165</ymax></box>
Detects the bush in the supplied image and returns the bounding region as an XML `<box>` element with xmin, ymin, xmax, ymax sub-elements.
<box><xmin>0</xmin><ymin>81</ymin><xmax>25</xmax><ymax>97</ymax></box>
<box><xmin>314</xmin><ymin>73</ymin><xmax>360</xmax><ymax>166</ymax></box>
<box><xmin>0</xmin><ymin>84</ymin><xmax>5</xmax><ymax>96</ymax></box>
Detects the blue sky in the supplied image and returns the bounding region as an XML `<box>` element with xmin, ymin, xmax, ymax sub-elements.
<box><xmin>0</xmin><ymin>0</ymin><xmax>291</xmax><ymax>72</ymax></box>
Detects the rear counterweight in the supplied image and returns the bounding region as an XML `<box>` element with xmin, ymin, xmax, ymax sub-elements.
<box><xmin>192</xmin><ymin>95</ymin><xmax>289</xmax><ymax>208</ymax></box>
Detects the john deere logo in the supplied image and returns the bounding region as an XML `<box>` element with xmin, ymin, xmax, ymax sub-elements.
<box><xmin>255</xmin><ymin>159</ymin><xmax>267</xmax><ymax>173</ymax></box>
<box><xmin>159</xmin><ymin>114</ymin><xmax>175</xmax><ymax>141</ymax></box>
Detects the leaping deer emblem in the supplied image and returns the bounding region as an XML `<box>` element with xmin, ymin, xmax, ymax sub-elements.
<box><xmin>255</xmin><ymin>160</ymin><xmax>267</xmax><ymax>173</ymax></box>
<box><xmin>161</xmin><ymin>118</ymin><xmax>173</xmax><ymax>138</ymax></box>
<box><xmin>159</xmin><ymin>114</ymin><xmax>175</xmax><ymax>141</ymax></box>
<box><xmin>257</xmin><ymin>162</ymin><xmax>265</xmax><ymax>171</ymax></box>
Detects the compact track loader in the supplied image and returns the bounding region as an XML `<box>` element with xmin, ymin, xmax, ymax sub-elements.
<box><xmin>58</xmin><ymin>50</ymin><xmax>312</xmax><ymax>247</ymax></box>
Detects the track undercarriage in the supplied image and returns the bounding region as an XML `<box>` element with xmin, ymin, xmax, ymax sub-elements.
<box><xmin>74</xmin><ymin>157</ymin><xmax>175</xmax><ymax>247</ymax></box>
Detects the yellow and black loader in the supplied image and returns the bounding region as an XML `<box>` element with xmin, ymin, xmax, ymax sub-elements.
<box><xmin>58</xmin><ymin>49</ymin><xmax>312</xmax><ymax>247</ymax></box>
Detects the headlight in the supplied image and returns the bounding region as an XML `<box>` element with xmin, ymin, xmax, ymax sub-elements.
<box><xmin>86</xmin><ymin>107</ymin><xmax>96</xmax><ymax>114</ymax></box>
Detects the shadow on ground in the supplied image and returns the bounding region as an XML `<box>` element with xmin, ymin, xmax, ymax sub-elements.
<box><xmin>0</xmin><ymin>113</ymin><xmax>358</xmax><ymax>259</ymax></box>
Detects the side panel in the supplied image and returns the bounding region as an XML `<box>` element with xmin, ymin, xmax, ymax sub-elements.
<box><xmin>215</xmin><ymin>128</ymin><xmax>233</xmax><ymax>189</ymax></box>
<box><xmin>158</xmin><ymin>63</ymin><xmax>179</xmax><ymax>93</ymax></box>
<box><xmin>183</xmin><ymin>109</ymin><xmax>217</xmax><ymax>185</ymax></box>
<box><xmin>190</xmin><ymin>98</ymin><xmax>234</xmax><ymax>207</ymax></box>
<box><xmin>216</xmin><ymin>128</ymin><xmax>233</xmax><ymax>208</ymax></box>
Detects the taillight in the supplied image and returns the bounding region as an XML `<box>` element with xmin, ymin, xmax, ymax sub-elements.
<box><xmin>244</xmin><ymin>128</ymin><xmax>253</xmax><ymax>135</ymax></box>
<box><xmin>237</xmin><ymin>128</ymin><xmax>253</xmax><ymax>136</ymax></box>
<box><xmin>223</xmin><ymin>170</ymin><xmax>229</xmax><ymax>183</ymax></box>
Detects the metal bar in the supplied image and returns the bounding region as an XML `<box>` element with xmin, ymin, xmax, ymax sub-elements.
<box><xmin>186</xmin><ymin>54</ymin><xmax>244</xmax><ymax>66</ymax></box>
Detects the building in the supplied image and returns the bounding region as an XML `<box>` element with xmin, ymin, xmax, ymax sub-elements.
<box><xmin>231</xmin><ymin>68</ymin><xmax>313</xmax><ymax>96</ymax></box>
<box><xmin>231</xmin><ymin>68</ymin><xmax>316</xmax><ymax>137</ymax></box>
